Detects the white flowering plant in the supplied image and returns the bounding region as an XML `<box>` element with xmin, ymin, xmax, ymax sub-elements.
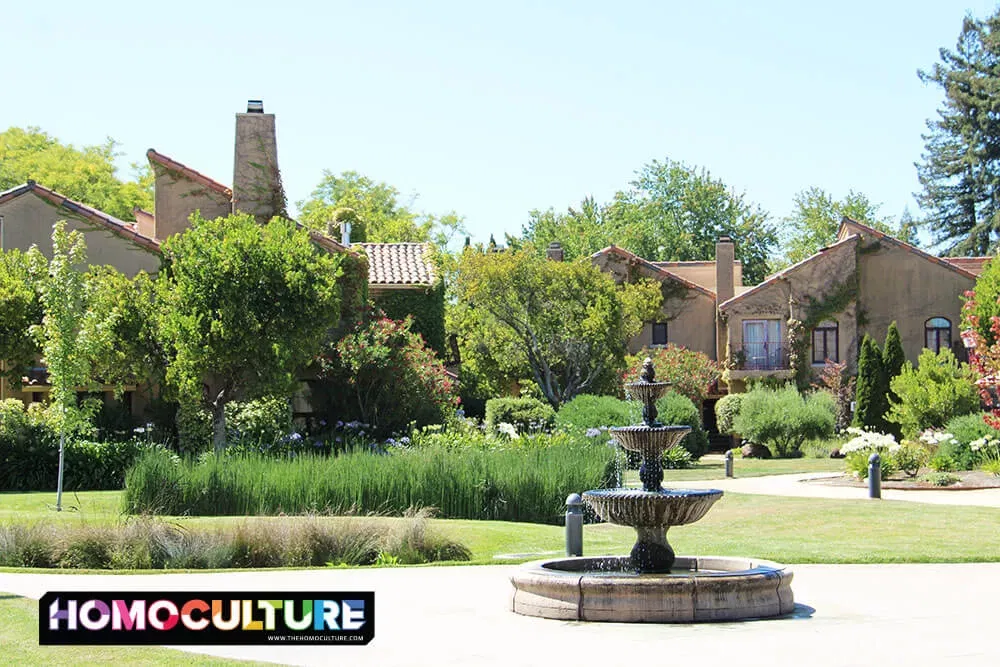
<box><xmin>841</xmin><ymin>427</ymin><xmax>900</xmax><ymax>480</ymax></box>
<box><xmin>970</xmin><ymin>436</ymin><xmax>1000</xmax><ymax>476</ymax></box>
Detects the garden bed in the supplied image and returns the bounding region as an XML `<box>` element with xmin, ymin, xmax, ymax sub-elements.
<box><xmin>808</xmin><ymin>470</ymin><xmax>1000</xmax><ymax>490</ymax></box>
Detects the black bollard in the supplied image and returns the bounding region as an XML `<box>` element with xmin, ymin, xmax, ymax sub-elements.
<box><xmin>565</xmin><ymin>493</ymin><xmax>584</xmax><ymax>556</ymax></box>
<box><xmin>725</xmin><ymin>449</ymin><xmax>734</xmax><ymax>478</ymax></box>
<box><xmin>868</xmin><ymin>453</ymin><xmax>881</xmax><ymax>499</ymax></box>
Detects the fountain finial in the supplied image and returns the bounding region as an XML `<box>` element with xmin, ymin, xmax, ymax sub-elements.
<box><xmin>640</xmin><ymin>357</ymin><xmax>656</xmax><ymax>383</ymax></box>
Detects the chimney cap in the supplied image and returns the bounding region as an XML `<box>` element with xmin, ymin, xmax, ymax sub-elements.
<box><xmin>718</xmin><ymin>235</ymin><xmax>733</xmax><ymax>243</ymax></box>
<box><xmin>247</xmin><ymin>100</ymin><xmax>264</xmax><ymax>113</ymax></box>
<box><xmin>548</xmin><ymin>241</ymin><xmax>562</xmax><ymax>248</ymax></box>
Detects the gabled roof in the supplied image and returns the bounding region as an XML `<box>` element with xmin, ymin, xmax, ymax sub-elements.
<box><xmin>837</xmin><ymin>217</ymin><xmax>978</xmax><ymax>280</ymax></box>
<box><xmin>590</xmin><ymin>245</ymin><xmax>716</xmax><ymax>299</ymax></box>
<box><xmin>357</xmin><ymin>242</ymin><xmax>436</xmax><ymax>287</ymax></box>
<box><xmin>146</xmin><ymin>149</ymin><xmax>233</xmax><ymax>198</ymax></box>
<box><xmin>719</xmin><ymin>234</ymin><xmax>860</xmax><ymax>311</ymax></box>
<box><xmin>0</xmin><ymin>181</ymin><xmax>160</xmax><ymax>253</ymax></box>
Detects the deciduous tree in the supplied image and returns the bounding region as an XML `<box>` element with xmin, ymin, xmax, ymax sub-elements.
<box><xmin>0</xmin><ymin>249</ymin><xmax>43</xmax><ymax>386</ymax></box>
<box><xmin>158</xmin><ymin>213</ymin><xmax>343</xmax><ymax>453</ymax></box>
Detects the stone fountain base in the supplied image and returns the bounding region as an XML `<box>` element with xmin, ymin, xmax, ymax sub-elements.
<box><xmin>510</xmin><ymin>556</ymin><xmax>794</xmax><ymax>622</ymax></box>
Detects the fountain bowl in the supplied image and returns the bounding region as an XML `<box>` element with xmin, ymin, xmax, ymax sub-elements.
<box><xmin>609</xmin><ymin>424</ymin><xmax>690</xmax><ymax>458</ymax></box>
<box><xmin>510</xmin><ymin>555</ymin><xmax>794</xmax><ymax>622</ymax></box>
<box><xmin>582</xmin><ymin>488</ymin><xmax>722</xmax><ymax>528</ymax></box>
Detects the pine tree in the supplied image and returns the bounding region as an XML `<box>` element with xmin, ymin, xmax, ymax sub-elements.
<box><xmin>916</xmin><ymin>10</ymin><xmax>1000</xmax><ymax>255</ymax></box>
<box><xmin>853</xmin><ymin>335</ymin><xmax>888</xmax><ymax>431</ymax></box>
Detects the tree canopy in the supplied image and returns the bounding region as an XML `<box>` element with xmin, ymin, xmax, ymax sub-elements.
<box><xmin>453</xmin><ymin>246</ymin><xmax>662</xmax><ymax>407</ymax></box>
<box><xmin>158</xmin><ymin>213</ymin><xmax>344</xmax><ymax>452</ymax></box>
<box><xmin>916</xmin><ymin>9</ymin><xmax>1000</xmax><ymax>255</ymax></box>
<box><xmin>297</xmin><ymin>170</ymin><xmax>466</xmax><ymax>246</ymax></box>
<box><xmin>779</xmin><ymin>188</ymin><xmax>912</xmax><ymax>266</ymax></box>
<box><xmin>0</xmin><ymin>249</ymin><xmax>43</xmax><ymax>386</ymax></box>
<box><xmin>0</xmin><ymin>127</ymin><xmax>152</xmax><ymax>220</ymax></box>
<box><xmin>519</xmin><ymin>158</ymin><xmax>778</xmax><ymax>284</ymax></box>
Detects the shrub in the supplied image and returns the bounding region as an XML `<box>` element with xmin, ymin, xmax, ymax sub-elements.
<box><xmin>813</xmin><ymin>360</ymin><xmax>855</xmax><ymax>432</ymax></box>
<box><xmin>887</xmin><ymin>348</ymin><xmax>979</xmax><ymax>438</ymax></box>
<box><xmin>840</xmin><ymin>428</ymin><xmax>899</xmax><ymax>480</ymax></box>
<box><xmin>315</xmin><ymin>315</ymin><xmax>457</xmax><ymax>438</ymax></box>
<box><xmin>663</xmin><ymin>446</ymin><xmax>693</xmax><ymax>469</ymax></box>
<box><xmin>124</xmin><ymin>436</ymin><xmax>614</xmax><ymax>525</ymax></box>
<box><xmin>485</xmin><ymin>397</ymin><xmax>556</xmax><ymax>435</ymax></box>
<box><xmin>893</xmin><ymin>441</ymin><xmax>928</xmax><ymax>478</ymax></box>
<box><xmin>929</xmin><ymin>453</ymin><xmax>958</xmax><ymax>472</ymax></box>
<box><xmin>624</xmin><ymin>345</ymin><xmax>719</xmax><ymax>404</ymax></box>
<box><xmin>226</xmin><ymin>395</ymin><xmax>293</xmax><ymax>446</ymax></box>
<box><xmin>714</xmin><ymin>393</ymin><xmax>742</xmax><ymax>435</ymax></box>
<box><xmin>656</xmin><ymin>391</ymin><xmax>709</xmax><ymax>459</ymax></box>
<box><xmin>555</xmin><ymin>394</ymin><xmax>636</xmax><ymax>432</ymax></box>
<box><xmin>732</xmin><ymin>385</ymin><xmax>835</xmax><ymax>458</ymax></box>
<box><xmin>921</xmin><ymin>472</ymin><xmax>960</xmax><ymax>486</ymax></box>
<box><xmin>943</xmin><ymin>414</ymin><xmax>1000</xmax><ymax>470</ymax></box>
<box><xmin>853</xmin><ymin>335</ymin><xmax>889</xmax><ymax>432</ymax></box>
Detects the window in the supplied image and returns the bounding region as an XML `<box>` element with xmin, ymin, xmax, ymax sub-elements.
<box><xmin>925</xmin><ymin>317</ymin><xmax>952</xmax><ymax>353</ymax></box>
<box><xmin>812</xmin><ymin>320</ymin><xmax>839</xmax><ymax>364</ymax></box>
<box><xmin>651</xmin><ymin>322</ymin><xmax>668</xmax><ymax>346</ymax></box>
<box><xmin>742</xmin><ymin>319</ymin><xmax>784</xmax><ymax>369</ymax></box>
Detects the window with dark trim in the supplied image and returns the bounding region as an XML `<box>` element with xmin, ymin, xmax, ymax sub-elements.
<box><xmin>651</xmin><ymin>322</ymin><xmax>668</xmax><ymax>346</ymax></box>
<box><xmin>812</xmin><ymin>321</ymin><xmax>839</xmax><ymax>364</ymax></box>
<box><xmin>925</xmin><ymin>317</ymin><xmax>952</xmax><ymax>353</ymax></box>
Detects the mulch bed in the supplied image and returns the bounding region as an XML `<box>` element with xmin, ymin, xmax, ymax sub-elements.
<box><xmin>807</xmin><ymin>470</ymin><xmax>1000</xmax><ymax>490</ymax></box>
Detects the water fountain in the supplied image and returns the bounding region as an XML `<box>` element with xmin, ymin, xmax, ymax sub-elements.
<box><xmin>510</xmin><ymin>358</ymin><xmax>795</xmax><ymax>622</ymax></box>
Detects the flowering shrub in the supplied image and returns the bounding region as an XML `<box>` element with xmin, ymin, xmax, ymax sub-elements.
<box><xmin>225</xmin><ymin>396</ymin><xmax>293</xmax><ymax>447</ymax></box>
<box><xmin>841</xmin><ymin>428</ymin><xmax>900</xmax><ymax>480</ymax></box>
<box><xmin>624</xmin><ymin>345</ymin><xmax>719</xmax><ymax>404</ymax></box>
<box><xmin>316</xmin><ymin>315</ymin><xmax>457</xmax><ymax>438</ymax></box>
<box><xmin>970</xmin><ymin>436</ymin><xmax>1000</xmax><ymax>476</ymax></box>
<box><xmin>484</xmin><ymin>397</ymin><xmax>555</xmax><ymax>434</ymax></box>
<box><xmin>960</xmin><ymin>289</ymin><xmax>1000</xmax><ymax>428</ymax></box>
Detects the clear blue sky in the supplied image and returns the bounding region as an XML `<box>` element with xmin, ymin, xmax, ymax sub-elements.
<box><xmin>4</xmin><ymin>0</ymin><xmax>997</xmax><ymax>248</ymax></box>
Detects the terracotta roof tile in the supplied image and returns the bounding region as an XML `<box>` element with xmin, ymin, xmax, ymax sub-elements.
<box><xmin>590</xmin><ymin>245</ymin><xmax>716</xmax><ymax>299</ymax></box>
<box><xmin>0</xmin><ymin>181</ymin><xmax>160</xmax><ymax>254</ymax></box>
<box><xmin>945</xmin><ymin>256</ymin><xmax>992</xmax><ymax>275</ymax></box>
<box><xmin>147</xmin><ymin>149</ymin><xmax>233</xmax><ymax>198</ymax></box>
<box><xmin>358</xmin><ymin>242</ymin><xmax>435</xmax><ymax>286</ymax></box>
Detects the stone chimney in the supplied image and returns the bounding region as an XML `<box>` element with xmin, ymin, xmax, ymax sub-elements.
<box><xmin>715</xmin><ymin>236</ymin><xmax>735</xmax><ymax>304</ymax></box>
<box><xmin>233</xmin><ymin>100</ymin><xmax>284</xmax><ymax>222</ymax></box>
<box><xmin>546</xmin><ymin>241</ymin><xmax>564</xmax><ymax>262</ymax></box>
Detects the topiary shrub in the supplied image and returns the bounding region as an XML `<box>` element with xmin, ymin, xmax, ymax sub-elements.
<box><xmin>656</xmin><ymin>391</ymin><xmax>709</xmax><ymax>459</ymax></box>
<box><xmin>714</xmin><ymin>393</ymin><xmax>743</xmax><ymax>435</ymax></box>
<box><xmin>886</xmin><ymin>348</ymin><xmax>979</xmax><ymax>438</ymax></box>
<box><xmin>942</xmin><ymin>413</ymin><xmax>1000</xmax><ymax>469</ymax></box>
<box><xmin>555</xmin><ymin>394</ymin><xmax>635</xmax><ymax>432</ymax></box>
<box><xmin>733</xmin><ymin>385</ymin><xmax>835</xmax><ymax>458</ymax></box>
<box><xmin>485</xmin><ymin>397</ymin><xmax>556</xmax><ymax>434</ymax></box>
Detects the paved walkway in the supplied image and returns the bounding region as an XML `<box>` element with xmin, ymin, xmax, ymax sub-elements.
<box><xmin>677</xmin><ymin>472</ymin><xmax>1000</xmax><ymax>507</ymax></box>
<box><xmin>4</xmin><ymin>563</ymin><xmax>1000</xmax><ymax>666</ymax></box>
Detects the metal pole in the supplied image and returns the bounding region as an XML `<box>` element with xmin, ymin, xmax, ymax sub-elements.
<box><xmin>565</xmin><ymin>493</ymin><xmax>584</xmax><ymax>557</ymax></box>
<box><xmin>725</xmin><ymin>449</ymin><xmax>734</xmax><ymax>478</ymax></box>
<box><xmin>868</xmin><ymin>453</ymin><xmax>881</xmax><ymax>499</ymax></box>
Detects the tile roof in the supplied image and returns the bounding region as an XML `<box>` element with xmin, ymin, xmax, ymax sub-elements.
<box><xmin>944</xmin><ymin>256</ymin><xmax>992</xmax><ymax>275</ymax></box>
<box><xmin>719</xmin><ymin>234</ymin><xmax>860</xmax><ymax>311</ymax></box>
<box><xmin>146</xmin><ymin>149</ymin><xmax>233</xmax><ymax>198</ymax></box>
<box><xmin>357</xmin><ymin>242</ymin><xmax>436</xmax><ymax>286</ymax></box>
<box><xmin>837</xmin><ymin>217</ymin><xmax>978</xmax><ymax>280</ymax></box>
<box><xmin>590</xmin><ymin>245</ymin><xmax>716</xmax><ymax>298</ymax></box>
<box><xmin>0</xmin><ymin>181</ymin><xmax>160</xmax><ymax>253</ymax></box>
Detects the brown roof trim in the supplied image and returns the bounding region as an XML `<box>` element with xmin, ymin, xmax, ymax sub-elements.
<box><xmin>591</xmin><ymin>245</ymin><xmax>716</xmax><ymax>299</ymax></box>
<box><xmin>146</xmin><ymin>149</ymin><xmax>233</xmax><ymax>198</ymax></box>
<box><xmin>837</xmin><ymin>217</ymin><xmax>978</xmax><ymax>280</ymax></box>
<box><xmin>719</xmin><ymin>234</ymin><xmax>860</xmax><ymax>311</ymax></box>
<box><xmin>8</xmin><ymin>181</ymin><xmax>161</xmax><ymax>254</ymax></box>
<box><xmin>304</xmin><ymin>227</ymin><xmax>350</xmax><ymax>254</ymax></box>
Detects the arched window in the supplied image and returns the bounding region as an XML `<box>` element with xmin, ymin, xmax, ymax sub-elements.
<box><xmin>812</xmin><ymin>320</ymin><xmax>839</xmax><ymax>364</ymax></box>
<box><xmin>925</xmin><ymin>317</ymin><xmax>952</xmax><ymax>353</ymax></box>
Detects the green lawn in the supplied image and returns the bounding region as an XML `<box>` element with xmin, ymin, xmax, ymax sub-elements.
<box><xmin>626</xmin><ymin>455</ymin><xmax>845</xmax><ymax>484</ymax></box>
<box><xmin>3</xmin><ymin>488</ymin><xmax>1000</xmax><ymax>566</ymax></box>
<box><xmin>0</xmin><ymin>595</ymin><xmax>262</xmax><ymax>665</ymax></box>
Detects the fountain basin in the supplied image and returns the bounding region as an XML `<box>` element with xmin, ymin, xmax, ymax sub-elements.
<box><xmin>582</xmin><ymin>488</ymin><xmax>722</xmax><ymax>527</ymax></box>
<box><xmin>510</xmin><ymin>556</ymin><xmax>795</xmax><ymax>622</ymax></box>
<box><xmin>609</xmin><ymin>424</ymin><xmax>691</xmax><ymax>458</ymax></box>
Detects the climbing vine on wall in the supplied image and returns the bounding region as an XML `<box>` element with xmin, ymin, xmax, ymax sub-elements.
<box><xmin>786</xmin><ymin>274</ymin><xmax>858</xmax><ymax>389</ymax></box>
<box><xmin>372</xmin><ymin>280</ymin><xmax>446</xmax><ymax>357</ymax></box>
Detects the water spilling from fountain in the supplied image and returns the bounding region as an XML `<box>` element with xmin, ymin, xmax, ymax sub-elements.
<box><xmin>510</xmin><ymin>358</ymin><xmax>795</xmax><ymax>622</ymax></box>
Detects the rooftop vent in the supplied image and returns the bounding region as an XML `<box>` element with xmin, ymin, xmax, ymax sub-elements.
<box><xmin>246</xmin><ymin>100</ymin><xmax>264</xmax><ymax>113</ymax></box>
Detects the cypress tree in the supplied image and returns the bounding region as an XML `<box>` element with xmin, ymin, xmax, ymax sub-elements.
<box><xmin>853</xmin><ymin>335</ymin><xmax>887</xmax><ymax>430</ymax></box>
<box><xmin>882</xmin><ymin>322</ymin><xmax>905</xmax><ymax>437</ymax></box>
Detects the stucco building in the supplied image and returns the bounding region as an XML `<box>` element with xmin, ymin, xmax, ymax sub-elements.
<box><xmin>592</xmin><ymin>219</ymin><xmax>989</xmax><ymax>398</ymax></box>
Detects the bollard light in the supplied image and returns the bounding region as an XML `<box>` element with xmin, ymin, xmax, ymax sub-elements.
<box><xmin>868</xmin><ymin>453</ymin><xmax>881</xmax><ymax>499</ymax></box>
<box><xmin>724</xmin><ymin>450</ymin><xmax>734</xmax><ymax>478</ymax></box>
<box><xmin>565</xmin><ymin>493</ymin><xmax>584</xmax><ymax>557</ymax></box>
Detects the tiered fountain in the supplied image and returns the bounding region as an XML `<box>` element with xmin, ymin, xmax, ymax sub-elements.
<box><xmin>510</xmin><ymin>358</ymin><xmax>795</xmax><ymax>622</ymax></box>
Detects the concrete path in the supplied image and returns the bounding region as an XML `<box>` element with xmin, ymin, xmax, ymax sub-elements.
<box><xmin>676</xmin><ymin>472</ymin><xmax>1000</xmax><ymax>507</ymax></box>
<box><xmin>4</xmin><ymin>563</ymin><xmax>1000</xmax><ymax>666</ymax></box>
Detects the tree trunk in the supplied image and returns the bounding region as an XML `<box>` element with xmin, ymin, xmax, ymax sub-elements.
<box><xmin>212</xmin><ymin>400</ymin><xmax>227</xmax><ymax>456</ymax></box>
